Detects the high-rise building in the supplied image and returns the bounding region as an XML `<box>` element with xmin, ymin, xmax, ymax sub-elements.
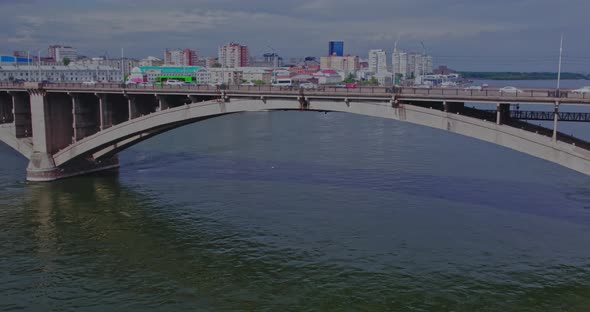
<box><xmin>218</xmin><ymin>43</ymin><xmax>249</xmax><ymax>68</ymax></box>
<box><xmin>329</xmin><ymin>41</ymin><xmax>344</xmax><ymax>56</ymax></box>
<box><xmin>392</xmin><ymin>50</ymin><xmax>433</xmax><ymax>80</ymax></box>
<box><xmin>48</xmin><ymin>45</ymin><xmax>78</xmax><ymax>63</ymax></box>
<box><xmin>320</xmin><ymin>55</ymin><xmax>360</xmax><ymax>72</ymax></box>
<box><xmin>368</xmin><ymin>49</ymin><xmax>387</xmax><ymax>74</ymax></box>
<box><xmin>164</xmin><ymin>48</ymin><xmax>198</xmax><ymax>66</ymax></box>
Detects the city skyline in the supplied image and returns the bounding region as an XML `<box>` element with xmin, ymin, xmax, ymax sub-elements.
<box><xmin>0</xmin><ymin>0</ymin><xmax>588</xmax><ymax>72</ymax></box>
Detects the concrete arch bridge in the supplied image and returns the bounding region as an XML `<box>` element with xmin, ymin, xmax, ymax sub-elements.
<box><xmin>1</xmin><ymin>82</ymin><xmax>590</xmax><ymax>181</ymax></box>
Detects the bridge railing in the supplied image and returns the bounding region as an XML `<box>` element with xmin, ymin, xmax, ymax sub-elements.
<box><xmin>397</xmin><ymin>87</ymin><xmax>561</xmax><ymax>98</ymax></box>
<box><xmin>396</xmin><ymin>87</ymin><xmax>590</xmax><ymax>100</ymax></box>
<box><xmin>3</xmin><ymin>82</ymin><xmax>590</xmax><ymax>100</ymax></box>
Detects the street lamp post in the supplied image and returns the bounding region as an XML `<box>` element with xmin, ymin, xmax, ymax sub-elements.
<box><xmin>267</xmin><ymin>44</ymin><xmax>277</xmax><ymax>84</ymax></box>
<box><xmin>420</xmin><ymin>42</ymin><xmax>426</xmax><ymax>85</ymax></box>
<box><xmin>38</xmin><ymin>50</ymin><xmax>41</xmax><ymax>82</ymax></box>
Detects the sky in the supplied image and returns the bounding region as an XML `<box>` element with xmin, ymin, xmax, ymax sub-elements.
<box><xmin>0</xmin><ymin>0</ymin><xmax>588</xmax><ymax>72</ymax></box>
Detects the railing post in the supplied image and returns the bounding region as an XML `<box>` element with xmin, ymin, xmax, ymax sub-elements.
<box><xmin>496</xmin><ymin>103</ymin><xmax>501</xmax><ymax>125</ymax></box>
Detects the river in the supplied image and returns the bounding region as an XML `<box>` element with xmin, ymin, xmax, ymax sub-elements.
<box><xmin>1</xmin><ymin>80</ymin><xmax>590</xmax><ymax>311</ymax></box>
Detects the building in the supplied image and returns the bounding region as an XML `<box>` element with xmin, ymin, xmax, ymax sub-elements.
<box><xmin>127</xmin><ymin>66</ymin><xmax>207</xmax><ymax>84</ymax></box>
<box><xmin>392</xmin><ymin>50</ymin><xmax>433</xmax><ymax>80</ymax></box>
<box><xmin>368</xmin><ymin>49</ymin><xmax>387</xmax><ymax>74</ymax></box>
<box><xmin>204</xmin><ymin>57</ymin><xmax>218</xmax><ymax>68</ymax></box>
<box><xmin>48</xmin><ymin>45</ymin><xmax>77</xmax><ymax>63</ymax></box>
<box><xmin>320</xmin><ymin>55</ymin><xmax>360</xmax><ymax>72</ymax></box>
<box><xmin>0</xmin><ymin>64</ymin><xmax>121</xmax><ymax>82</ymax></box>
<box><xmin>164</xmin><ymin>48</ymin><xmax>198</xmax><ymax>66</ymax></box>
<box><xmin>312</xmin><ymin>69</ymin><xmax>343</xmax><ymax>84</ymax></box>
<box><xmin>237</xmin><ymin>67</ymin><xmax>273</xmax><ymax>83</ymax></box>
<box><xmin>374</xmin><ymin>71</ymin><xmax>394</xmax><ymax>86</ymax></box>
<box><xmin>139</xmin><ymin>56</ymin><xmax>164</xmax><ymax>67</ymax></box>
<box><xmin>207</xmin><ymin>68</ymin><xmax>243</xmax><ymax>85</ymax></box>
<box><xmin>218</xmin><ymin>43</ymin><xmax>249</xmax><ymax>68</ymax></box>
<box><xmin>329</xmin><ymin>41</ymin><xmax>344</xmax><ymax>56</ymax></box>
<box><xmin>72</xmin><ymin>57</ymin><xmax>139</xmax><ymax>79</ymax></box>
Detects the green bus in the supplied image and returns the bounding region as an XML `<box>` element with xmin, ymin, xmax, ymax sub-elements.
<box><xmin>155</xmin><ymin>75</ymin><xmax>196</xmax><ymax>85</ymax></box>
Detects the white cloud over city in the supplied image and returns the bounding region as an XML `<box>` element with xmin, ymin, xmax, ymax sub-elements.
<box><xmin>0</xmin><ymin>0</ymin><xmax>587</xmax><ymax>71</ymax></box>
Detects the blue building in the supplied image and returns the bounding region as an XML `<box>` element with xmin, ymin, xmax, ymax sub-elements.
<box><xmin>0</xmin><ymin>55</ymin><xmax>33</xmax><ymax>64</ymax></box>
<box><xmin>329</xmin><ymin>41</ymin><xmax>344</xmax><ymax>56</ymax></box>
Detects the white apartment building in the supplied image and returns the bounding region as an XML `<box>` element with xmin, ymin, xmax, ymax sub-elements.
<box><xmin>0</xmin><ymin>65</ymin><xmax>121</xmax><ymax>82</ymax></box>
<box><xmin>368</xmin><ymin>49</ymin><xmax>387</xmax><ymax>74</ymax></box>
<box><xmin>48</xmin><ymin>45</ymin><xmax>78</xmax><ymax>62</ymax></box>
<box><xmin>73</xmin><ymin>57</ymin><xmax>139</xmax><ymax>78</ymax></box>
<box><xmin>392</xmin><ymin>50</ymin><xmax>433</xmax><ymax>80</ymax></box>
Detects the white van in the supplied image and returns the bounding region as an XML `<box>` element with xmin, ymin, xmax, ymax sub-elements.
<box><xmin>165</xmin><ymin>79</ymin><xmax>184</xmax><ymax>86</ymax></box>
<box><xmin>272</xmin><ymin>79</ymin><xmax>293</xmax><ymax>87</ymax></box>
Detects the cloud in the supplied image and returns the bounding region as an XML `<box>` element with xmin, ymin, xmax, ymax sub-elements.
<box><xmin>0</xmin><ymin>0</ymin><xmax>587</xmax><ymax>71</ymax></box>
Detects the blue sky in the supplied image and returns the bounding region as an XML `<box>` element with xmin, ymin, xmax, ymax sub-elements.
<box><xmin>0</xmin><ymin>0</ymin><xmax>588</xmax><ymax>71</ymax></box>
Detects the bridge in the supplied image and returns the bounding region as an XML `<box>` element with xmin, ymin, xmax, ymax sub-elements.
<box><xmin>1</xmin><ymin>81</ymin><xmax>590</xmax><ymax>181</ymax></box>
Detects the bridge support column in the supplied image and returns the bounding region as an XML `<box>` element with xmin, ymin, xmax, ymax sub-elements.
<box><xmin>98</xmin><ymin>94</ymin><xmax>129</xmax><ymax>126</ymax></box>
<box><xmin>25</xmin><ymin>90</ymin><xmax>118</xmax><ymax>182</ymax></box>
<box><xmin>157</xmin><ymin>95</ymin><xmax>173</xmax><ymax>111</ymax></box>
<box><xmin>0</xmin><ymin>92</ymin><xmax>14</xmax><ymax>124</ymax></box>
<box><xmin>11</xmin><ymin>92</ymin><xmax>32</xmax><ymax>138</ymax></box>
<box><xmin>128</xmin><ymin>94</ymin><xmax>158</xmax><ymax>119</ymax></box>
<box><xmin>27</xmin><ymin>90</ymin><xmax>61</xmax><ymax>181</ymax></box>
<box><xmin>553</xmin><ymin>101</ymin><xmax>559</xmax><ymax>142</ymax></box>
<box><xmin>71</xmin><ymin>93</ymin><xmax>100</xmax><ymax>142</ymax></box>
<box><xmin>497</xmin><ymin>103</ymin><xmax>510</xmax><ymax>125</ymax></box>
<box><xmin>443</xmin><ymin>101</ymin><xmax>448</xmax><ymax>112</ymax></box>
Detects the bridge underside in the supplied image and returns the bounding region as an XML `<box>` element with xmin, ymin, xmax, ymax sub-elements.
<box><xmin>1</xmin><ymin>89</ymin><xmax>590</xmax><ymax>181</ymax></box>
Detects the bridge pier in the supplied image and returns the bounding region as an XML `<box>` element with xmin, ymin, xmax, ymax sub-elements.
<box><xmin>26</xmin><ymin>90</ymin><xmax>118</xmax><ymax>182</ymax></box>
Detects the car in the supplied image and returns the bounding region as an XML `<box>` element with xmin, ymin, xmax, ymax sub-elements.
<box><xmin>137</xmin><ymin>82</ymin><xmax>152</xmax><ymax>87</ymax></box>
<box><xmin>240</xmin><ymin>82</ymin><xmax>255</xmax><ymax>86</ymax></box>
<box><xmin>164</xmin><ymin>79</ymin><xmax>184</xmax><ymax>86</ymax></box>
<box><xmin>300</xmin><ymin>82</ymin><xmax>317</xmax><ymax>89</ymax></box>
<box><xmin>82</xmin><ymin>81</ymin><xmax>97</xmax><ymax>85</ymax></box>
<box><xmin>571</xmin><ymin>86</ymin><xmax>590</xmax><ymax>94</ymax></box>
<box><xmin>464</xmin><ymin>85</ymin><xmax>482</xmax><ymax>91</ymax></box>
<box><xmin>499</xmin><ymin>86</ymin><xmax>523</xmax><ymax>93</ymax></box>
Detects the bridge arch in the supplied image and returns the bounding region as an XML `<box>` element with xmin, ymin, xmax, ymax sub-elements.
<box><xmin>45</xmin><ymin>97</ymin><xmax>590</xmax><ymax>177</ymax></box>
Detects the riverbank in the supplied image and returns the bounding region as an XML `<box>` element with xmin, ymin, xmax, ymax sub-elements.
<box><xmin>459</xmin><ymin>72</ymin><xmax>589</xmax><ymax>80</ymax></box>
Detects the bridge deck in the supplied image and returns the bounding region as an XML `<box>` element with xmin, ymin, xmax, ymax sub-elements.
<box><xmin>1</xmin><ymin>82</ymin><xmax>590</xmax><ymax>105</ymax></box>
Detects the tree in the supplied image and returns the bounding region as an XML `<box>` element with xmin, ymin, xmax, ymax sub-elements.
<box><xmin>253</xmin><ymin>80</ymin><xmax>265</xmax><ymax>85</ymax></box>
<box><xmin>343</xmin><ymin>73</ymin><xmax>355</xmax><ymax>83</ymax></box>
<box><xmin>369</xmin><ymin>76</ymin><xmax>379</xmax><ymax>85</ymax></box>
<box><xmin>63</xmin><ymin>57</ymin><xmax>71</xmax><ymax>66</ymax></box>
